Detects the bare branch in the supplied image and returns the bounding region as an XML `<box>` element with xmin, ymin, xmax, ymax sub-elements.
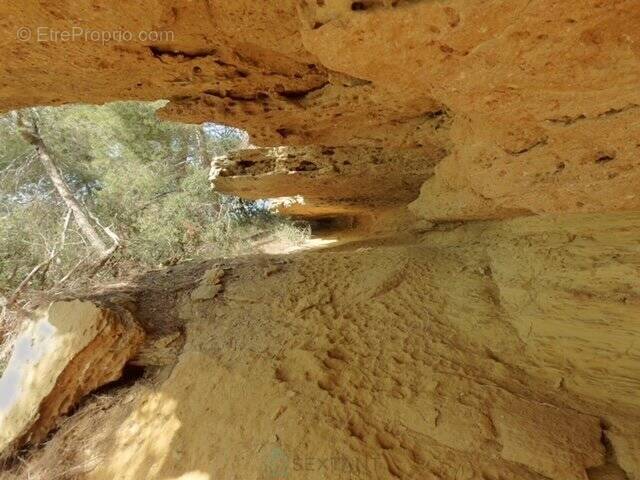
<box><xmin>55</xmin><ymin>252</ymin><xmax>92</xmax><ymax>286</ymax></box>
<box><xmin>7</xmin><ymin>245</ymin><xmax>56</xmax><ymax>306</ymax></box>
<box><xmin>7</xmin><ymin>208</ymin><xmax>72</xmax><ymax>304</ymax></box>
<box><xmin>59</xmin><ymin>208</ymin><xmax>72</xmax><ymax>246</ymax></box>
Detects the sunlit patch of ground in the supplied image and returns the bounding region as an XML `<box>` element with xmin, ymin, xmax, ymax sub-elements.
<box><xmin>258</xmin><ymin>237</ymin><xmax>338</xmax><ymax>255</ymax></box>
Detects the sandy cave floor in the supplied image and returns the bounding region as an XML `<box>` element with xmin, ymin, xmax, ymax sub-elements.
<box><xmin>4</xmin><ymin>212</ymin><xmax>640</xmax><ymax>480</ymax></box>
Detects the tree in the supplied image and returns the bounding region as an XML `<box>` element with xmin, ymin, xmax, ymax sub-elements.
<box><xmin>0</xmin><ymin>101</ymin><xmax>304</xmax><ymax>298</ymax></box>
<box><xmin>17</xmin><ymin>110</ymin><xmax>115</xmax><ymax>258</ymax></box>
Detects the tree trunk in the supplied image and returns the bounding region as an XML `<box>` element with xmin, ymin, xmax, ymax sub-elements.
<box><xmin>37</xmin><ymin>143</ymin><xmax>110</xmax><ymax>254</ymax></box>
<box><xmin>197</xmin><ymin>125</ymin><xmax>209</xmax><ymax>168</ymax></box>
<box><xmin>17</xmin><ymin>111</ymin><xmax>110</xmax><ymax>256</ymax></box>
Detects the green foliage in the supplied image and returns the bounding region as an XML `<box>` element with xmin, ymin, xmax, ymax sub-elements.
<box><xmin>0</xmin><ymin>102</ymin><xmax>303</xmax><ymax>294</ymax></box>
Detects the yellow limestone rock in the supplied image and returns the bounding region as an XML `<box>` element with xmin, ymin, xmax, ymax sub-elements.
<box><xmin>0</xmin><ymin>300</ymin><xmax>144</xmax><ymax>458</ymax></box>
<box><xmin>0</xmin><ymin>1</ymin><xmax>639</xmax><ymax>479</ymax></box>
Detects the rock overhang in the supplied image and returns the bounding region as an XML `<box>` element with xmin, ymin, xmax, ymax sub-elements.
<box><xmin>2</xmin><ymin>0</ymin><xmax>638</xmax><ymax>223</ymax></box>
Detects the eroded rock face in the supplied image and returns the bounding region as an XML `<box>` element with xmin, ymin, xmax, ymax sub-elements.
<box><xmin>300</xmin><ymin>0</ymin><xmax>640</xmax><ymax>219</ymax></box>
<box><xmin>213</xmin><ymin>145</ymin><xmax>444</xmax><ymax>225</ymax></box>
<box><xmin>0</xmin><ymin>300</ymin><xmax>144</xmax><ymax>458</ymax></box>
<box><xmin>1</xmin><ymin>1</ymin><xmax>639</xmax><ymax>221</ymax></box>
